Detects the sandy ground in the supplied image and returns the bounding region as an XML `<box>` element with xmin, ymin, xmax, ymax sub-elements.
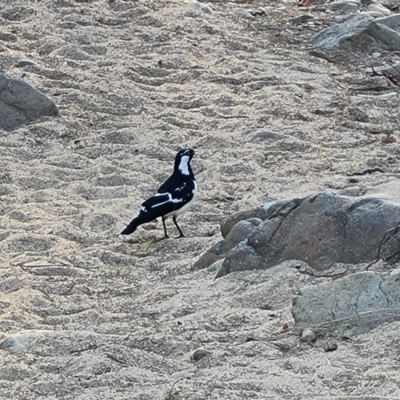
<box><xmin>1</xmin><ymin>0</ymin><xmax>400</xmax><ymax>399</ymax></box>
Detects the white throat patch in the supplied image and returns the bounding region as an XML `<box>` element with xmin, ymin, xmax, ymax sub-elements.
<box><xmin>178</xmin><ymin>155</ymin><xmax>190</xmax><ymax>175</ymax></box>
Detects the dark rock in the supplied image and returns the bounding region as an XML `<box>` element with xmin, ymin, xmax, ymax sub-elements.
<box><xmin>191</xmin><ymin>348</ymin><xmax>211</xmax><ymax>362</ymax></box>
<box><xmin>15</xmin><ymin>59</ymin><xmax>35</xmax><ymax>68</ymax></box>
<box><xmin>311</xmin><ymin>13</ymin><xmax>400</xmax><ymax>51</ymax></box>
<box><xmin>0</xmin><ymin>73</ymin><xmax>58</xmax><ymax>131</ymax></box>
<box><xmin>293</xmin><ymin>270</ymin><xmax>400</xmax><ymax>336</ymax></box>
<box><xmin>324</xmin><ymin>341</ymin><xmax>338</xmax><ymax>352</ymax></box>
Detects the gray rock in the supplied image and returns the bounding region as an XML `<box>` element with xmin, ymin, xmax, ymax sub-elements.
<box><xmin>15</xmin><ymin>59</ymin><xmax>35</xmax><ymax>68</ymax></box>
<box><xmin>192</xmin><ymin>240</ymin><xmax>224</xmax><ymax>270</ymax></box>
<box><xmin>223</xmin><ymin>220</ymin><xmax>258</xmax><ymax>251</ymax></box>
<box><xmin>191</xmin><ymin>0</ymin><xmax>213</xmax><ymax>13</ymax></box>
<box><xmin>0</xmin><ymin>331</ymin><xmax>31</xmax><ymax>352</ymax></box>
<box><xmin>220</xmin><ymin>206</ymin><xmax>269</xmax><ymax>238</ymax></box>
<box><xmin>330</xmin><ymin>0</ymin><xmax>360</xmax><ymax>12</ymax></box>
<box><xmin>368</xmin><ymin>61</ymin><xmax>400</xmax><ymax>77</ymax></box>
<box><xmin>324</xmin><ymin>341</ymin><xmax>338</xmax><ymax>351</ymax></box>
<box><xmin>292</xmin><ymin>270</ymin><xmax>400</xmax><ymax>336</ymax></box>
<box><xmin>233</xmin><ymin>8</ymin><xmax>254</xmax><ymax>19</ymax></box>
<box><xmin>0</xmin><ymin>73</ymin><xmax>58</xmax><ymax>131</ymax></box>
<box><xmin>375</xmin><ymin>14</ymin><xmax>400</xmax><ymax>29</ymax></box>
<box><xmin>207</xmin><ymin>258</ymin><xmax>225</xmax><ymax>273</ymax></box>
<box><xmin>311</xmin><ymin>12</ymin><xmax>400</xmax><ymax>51</ymax></box>
<box><xmin>191</xmin><ymin>348</ymin><xmax>211</xmax><ymax>362</ymax></box>
<box><xmin>301</xmin><ymin>328</ymin><xmax>317</xmax><ymax>343</ymax></box>
<box><xmin>243</xmin><ymin>128</ymin><xmax>287</xmax><ymax>142</ymax></box>
<box><xmin>213</xmin><ymin>181</ymin><xmax>400</xmax><ymax>278</ymax></box>
<box><xmin>367</xmin><ymin>3</ymin><xmax>392</xmax><ymax>16</ymax></box>
<box><xmin>215</xmin><ymin>241</ymin><xmax>264</xmax><ymax>279</ymax></box>
<box><xmin>9</xmin><ymin>236</ymin><xmax>53</xmax><ymax>252</ymax></box>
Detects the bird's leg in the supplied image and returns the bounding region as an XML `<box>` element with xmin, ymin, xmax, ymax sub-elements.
<box><xmin>173</xmin><ymin>216</ymin><xmax>185</xmax><ymax>239</ymax></box>
<box><xmin>156</xmin><ymin>216</ymin><xmax>169</xmax><ymax>242</ymax></box>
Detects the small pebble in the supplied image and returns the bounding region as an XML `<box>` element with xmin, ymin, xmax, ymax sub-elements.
<box><xmin>233</xmin><ymin>8</ymin><xmax>254</xmax><ymax>19</ymax></box>
<box><xmin>191</xmin><ymin>348</ymin><xmax>210</xmax><ymax>362</ymax></box>
<box><xmin>301</xmin><ymin>328</ymin><xmax>316</xmax><ymax>344</ymax></box>
<box><xmin>324</xmin><ymin>341</ymin><xmax>338</xmax><ymax>352</ymax></box>
<box><xmin>15</xmin><ymin>59</ymin><xmax>35</xmax><ymax>68</ymax></box>
<box><xmin>192</xmin><ymin>0</ymin><xmax>213</xmax><ymax>14</ymax></box>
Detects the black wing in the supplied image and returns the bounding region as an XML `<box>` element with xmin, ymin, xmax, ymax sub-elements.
<box><xmin>138</xmin><ymin>193</ymin><xmax>182</xmax><ymax>220</ymax></box>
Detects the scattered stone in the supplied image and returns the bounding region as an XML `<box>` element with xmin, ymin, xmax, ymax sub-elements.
<box><xmin>9</xmin><ymin>236</ymin><xmax>53</xmax><ymax>252</ymax></box>
<box><xmin>15</xmin><ymin>59</ymin><xmax>35</xmax><ymax>68</ymax></box>
<box><xmin>323</xmin><ymin>341</ymin><xmax>338</xmax><ymax>352</ymax></box>
<box><xmin>191</xmin><ymin>0</ymin><xmax>213</xmax><ymax>13</ymax></box>
<box><xmin>367</xmin><ymin>3</ymin><xmax>392</xmax><ymax>16</ymax></box>
<box><xmin>289</xmin><ymin>15</ymin><xmax>314</xmax><ymax>24</ymax></box>
<box><xmin>301</xmin><ymin>328</ymin><xmax>317</xmax><ymax>344</ymax></box>
<box><xmin>0</xmin><ymin>277</ymin><xmax>23</xmax><ymax>294</ymax></box>
<box><xmin>243</xmin><ymin>128</ymin><xmax>287</xmax><ymax>142</ymax></box>
<box><xmin>367</xmin><ymin>61</ymin><xmax>400</xmax><ymax>77</ymax></box>
<box><xmin>311</xmin><ymin>13</ymin><xmax>400</xmax><ymax>51</ymax></box>
<box><xmin>191</xmin><ymin>348</ymin><xmax>211</xmax><ymax>362</ymax></box>
<box><xmin>0</xmin><ymin>32</ymin><xmax>17</xmax><ymax>42</ymax></box>
<box><xmin>330</xmin><ymin>0</ymin><xmax>360</xmax><ymax>12</ymax></box>
<box><xmin>293</xmin><ymin>270</ymin><xmax>400</xmax><ymax>336</ymax></box>
<box><xmin>0</xmin><ymin>331</ymin><xmax>30</xmax><ymax>352</ymax></box>
<box><xmin>233</xmin><ymin>8</ymin><xmax>254</xmax><ymax>19</ymax></box>
<box><xmin>0</xmin><ymin>73</ymin><xmax>58</xmax><ymax>131</ymax></box>
<box><xmin>357</xmin><ymin>92</ymin><xmax>398</xmax><ymax>101</ymax></box>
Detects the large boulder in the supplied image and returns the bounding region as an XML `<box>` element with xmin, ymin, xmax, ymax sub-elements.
<box><xmin>200</xmin><ymin>181</ymin><xmax>400</xmax><ymax>279</ymax></box>
<box><xmin>0</xmin><ymin>73</ymin><xmax>58</xmax><ymax>131</ymax></box>
<box><xmin>292</xmin><ymin>270</ymin><xmax>400</xmax><ymax>336</ymax></box>
<box><xmin>311</xmin><ymin>12</ymin><xmax>400</xmax><ymax>51</ymax></box>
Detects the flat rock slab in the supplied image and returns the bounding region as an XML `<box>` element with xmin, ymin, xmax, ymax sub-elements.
<box><xmin>211</xmin><ymin>181</ymin><xmax>400</xmax><ymax>278</ymax></box>
<box><xmin>292</xmin><ymin>270</ymin><xmax>400</xmax><ymax>336</ymax></box>
<box><xmin>0</xmin><ymin>73</ymin><xmax>58</xmax><ymax>131</ymax></box>
<box><xmin>311</xmin><ymin>12</ymin><xmax>400</xmax><ymax>51</ymax></box>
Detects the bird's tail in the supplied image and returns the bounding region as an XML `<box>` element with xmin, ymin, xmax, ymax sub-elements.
<box><xmin>120</xmin><ymin>217</ymin><xmax>141</xmax><ymax>235</ymax></box>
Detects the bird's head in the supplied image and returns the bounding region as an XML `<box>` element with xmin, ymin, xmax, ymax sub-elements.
<box><xmin>175</xmin><ymin>148</ymin><xmax>195</xmax><ymax>175</ymax></box>
<box><xmin>177</xmin><ymin>148</ymin><xmax>194</xmax><ymax>160</ymax></box>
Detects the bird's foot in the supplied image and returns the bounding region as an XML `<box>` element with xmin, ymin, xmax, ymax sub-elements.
<box><xmin>174</xmin><ymin>234</ymin><xmax>185</xmax><ymax>239</ymax></box>
<box><xmin>119</xmin><ymin>234</ymin><xmax>132</xmax><ymax>243</ymax></box>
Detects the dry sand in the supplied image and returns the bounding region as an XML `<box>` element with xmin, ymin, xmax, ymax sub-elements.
<box><xmin>1</xmin><ymin>0</ymin><xmax>400</xmax><ymax>399</ymax></box>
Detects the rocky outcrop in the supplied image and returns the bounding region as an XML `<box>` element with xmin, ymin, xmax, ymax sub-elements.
<box><xmin>195</xmin><ymin>181</ymin><xmax>400</xmax><ymax>279</ymax></box>
<box><xmin>0</xmin><ymin>73</ymin><xmax>58</xmax><ymax>131</ymax></box>
<box><xmin>311</xmin><ymin>12</ymin><xmax>400</xmax><ymax>51</ymax></box>
<box><xmin>292</xmin><ymin>270</ymin><xmax>400</xmax><ymax>336</ymax></box>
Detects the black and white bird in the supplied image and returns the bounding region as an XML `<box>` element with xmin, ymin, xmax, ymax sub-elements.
<box><xmin>119</xmin><ymin>148</ymin><xmax>197</xmax><ymax>241</ymax></box>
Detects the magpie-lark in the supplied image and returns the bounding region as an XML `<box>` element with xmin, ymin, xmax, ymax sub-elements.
<box><xmin>119</xmin><ymin>148</ymin><xmax>197</xmax><ymax>240</ymax></box>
